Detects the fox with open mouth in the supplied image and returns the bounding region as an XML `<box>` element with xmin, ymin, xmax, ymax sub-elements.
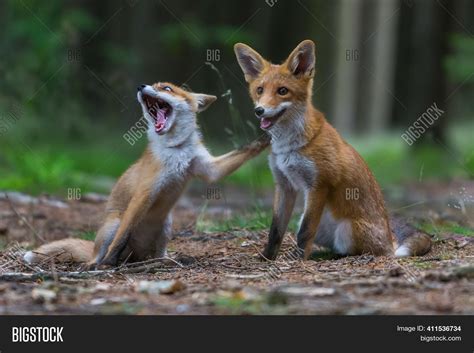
<box><xmin>234</xmin><ymin>40</ymin><xmax>431</xmax><ymax>260</ymax></box>
<box><xmin>25</xmin><ymin>82</ymin><xmax>270</xmax><ymax>268</ymax></box>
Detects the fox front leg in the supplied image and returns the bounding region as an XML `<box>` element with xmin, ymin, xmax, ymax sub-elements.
<box><xmin>97</xmin><ymin>192</ymin><xmax>152</xmax><ymax>267</ymax></box>
<box><xmin>192</xmin><ymin>134</ymin><xmax>270</xmax><ymax>183</ymax></box>
<box><xmin>84</xmin><ymin>215</ymin><xmax>121</xmax><ymax>270</ymax></box>
<box><xmin>262</xmin><ymin>176</ymin><xmax>297</xmax><ymax>260</ymax></box>
<box><xmin>295</xmin><ymin>188</ymin><xmax>328</xmax><ymax>259</ymax></box>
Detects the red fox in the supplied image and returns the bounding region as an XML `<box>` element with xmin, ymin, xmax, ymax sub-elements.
<box><xmin>234</xmin><ymin>40</ymin><xmax>431</xmax><ymax>260</ymax></box>
<box><xmin>24</xmin><ymin>82</ymin><xmax>269</xmax><ymax>268</ymax></box>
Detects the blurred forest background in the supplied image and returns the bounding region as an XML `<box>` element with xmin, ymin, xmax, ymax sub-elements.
<box><xmin>0</xmin><ymin>0</ymin><xmax>473</xmax><ymax>196</ymax></box>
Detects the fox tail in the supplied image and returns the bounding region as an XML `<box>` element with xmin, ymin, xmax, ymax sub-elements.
<box><xmin>390</xmin><ymin>217</ymin><xmax>432</xmax><ymax>257</ymax></box>
<box><xmin>23</xmin><ymin>238</ymin><xmax>94</xmax><ymax>264</ymax></box>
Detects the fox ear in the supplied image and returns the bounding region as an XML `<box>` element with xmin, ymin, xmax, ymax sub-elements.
<box><xmin>286</xmin><ymin>40</ymin><xmax>316</xmax><ymax>78</ymax></box>
<box><xmin>193</xmin><ymin>94</ymin><xmax>217</xmax><ymax>113</ymax></box>
<box><xmin>234</xmin><ymin>43</ymin><xmax>266</xmax><ymax>82</ymax></box>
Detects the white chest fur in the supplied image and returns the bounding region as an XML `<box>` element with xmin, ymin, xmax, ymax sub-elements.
<box><xmin>269</xmin><ymin>151</ymin><xmax>317</xmax><ymax>192</ymax></box>
<box><xmin>149</xmin><ymin>138</ymin><xmax>198</xmax><ymax>196</ymax></box>
<box><xmin>155</xmin><ymin>144</ymin><xmax>195</xmax><ymax>177</ymax></box>
<box><xmin>267</xmin><ymin>105</ymin><xmax>317</xmax><ymax>191</ymax></box>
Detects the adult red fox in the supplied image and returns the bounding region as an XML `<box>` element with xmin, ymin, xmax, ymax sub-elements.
<box><xmin>25</xmin><ymin>82</ymin><xmax>269</xmax><ymax>268</ymax></box>
<box><xmin>234</xmin><ymin>40</ymin><xmax>431</xmax><ymax>260</ymax></box>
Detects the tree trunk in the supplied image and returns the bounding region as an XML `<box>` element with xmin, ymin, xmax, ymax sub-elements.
<box><xmin>332</xmin><ymin>0</ymin><xmax>363</xmax><ymax>136</ymax></box>
<box><xmin>366</xmin><ymin>0</ymin><xmax>399</xmax><ymax>133</ymax></box>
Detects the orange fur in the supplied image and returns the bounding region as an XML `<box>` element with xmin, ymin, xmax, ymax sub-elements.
<box><xmin>24</xmin><ymin>239</ymin><xmax>94</xmax><ymax>264</ymax></box>
<box><xmin>25</xmin><ymin>82</ymin><xmax>270</xmax><ymax>268</ymax></box>
<box><xmin>235</xmin><ymin>40</ymin><xmax>431</xmax><ymax>260</ymax></box>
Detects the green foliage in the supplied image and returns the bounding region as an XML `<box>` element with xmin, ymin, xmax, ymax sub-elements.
<box><xmin>224</xmin><ymin>153</ymin><xmax>273</xmax><ymax>189</ymax></box>
<box><xmin>0</xmin><ymin>0</ymin><xmax>472</xmax><ymax>196</ymax></box>
<box><xmin>212</xmin><ymin>295</ymin><xmax>265</xmax><ymax>314</ymax></box>
<box><xmin>445</xmin><ymin>34</ymin><xmax>474</xmax><ymax>84</ymax></box>
<box><xmin>1</xmin><ymin>122</ymin><xmax>473</xmax><ymax>196</ymax></box>
<box><xmin>0</xmin><ymin>144</ymin><xmax>79</xmax><ymax>194</ymax></box>
<box><xmin>197</xmin><ymin>205</ymin><xmax>299</xmax><ymax>233</ymax></box>
<box><xmin>160</xmin><ymin>22</ymin><xmax>256</xmax><ymax>50</ymax></box>
<box><xmin>1</xmin><ymin>0</ymin><xmax>98</xmax><ymax>115</ymax></box>
<box><xmin>77</xmin><ymin>231</ymin><xmax>96</xmax><ymax>241</ymax></box>
<box><xmin>444</xmin><ymin>34</ymin><xmax>474</xmax><ymax>115</ymax></box>
<box><xmin>0</xmin><ymin>131</ymin><xmax>143</xmax><ymax>195</ymax></box>
<box><xmin>411</xmin><ymin>261</ymin><xmax>434</xmax><ymax>270</ymax></box>
<box><xmin>101</xmin><ymin>42</ymin><xmax>140</xmax><ymax>68</ymax></box>
<box><xmin>348</xmin><ymin>123</ymin><xmax>474</xmax><ymax>185</ymax></box>
<box><xmin>417</xmin><ymin>221</ymin><xmax>474</xmax><ymax>238</ymax></box>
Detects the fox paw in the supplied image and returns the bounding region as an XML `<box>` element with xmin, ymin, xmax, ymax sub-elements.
<box><xmin>260</xmin><ymin>249</ymin><xmax>277</xmax><ymax>261</ymax></box>
<box><xmin>80</xmin><ymin>261</ymin><xmax>98</xmax><ymax>271</ymax></box>
<box><xmin>252</xmin><ymin>134</ymin><xmax>271</xmax><ymax>151</ymax></box>
<box><xmin>81</xmin><ymin>257</ymin><xmax>116</xmax><ymax>271</ymax></box>
<box><xmin>291</xmin><ymin>247</ymin><xmax>305</xmax><ymax>260</ymax></box>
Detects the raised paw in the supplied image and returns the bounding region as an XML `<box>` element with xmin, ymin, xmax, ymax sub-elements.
<box><xmin>251</xmin><ymin>134</ymin><xmax>271</xmax><ymax>152</ymax></box>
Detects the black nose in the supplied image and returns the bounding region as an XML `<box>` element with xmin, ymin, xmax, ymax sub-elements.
<box><xmin>255</xmin><ymin>106</ymin><xmax>265</xmax><ymax>117</ymax></box>
<box><xmin>137</xmin><ymin>84</ymin><xmax>146</xmax><ymax>91</ymax></box>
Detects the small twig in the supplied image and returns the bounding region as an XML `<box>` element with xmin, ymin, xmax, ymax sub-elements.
<box><xmin>416</xmin><ymin>256</ymin><xmax>443</xmax><ymax>262</ymax></box>
<box><xmin>0</xmin><ymin>267</ymin><xmax>166</xmax><ymax>281</ymax></box>
<box><xmin>162</xmin><ymin>256</ymin><xmax>184</xmax><ymax>268</ymax></box>
<box><xmin>220</xmin><ymin>263</ymin><xmax>245</xmax><ymax>271</ymax></box>
<box><xmin>38</xmin><ymin>250</ymin><xmax>68</xmax><ymax>266</ymax></box>
<box><xmin>396</xmin><ymin>260</ymin><xmax>419</xmax><ymax>283</ymax></box>
<box><xmin>119</xmin><ymin>256</ymin><xmax>183</xmax><ymax>269</ymax></box>
<box><xmin>224</xmin><ymin>273</ymin><xmax>266</xmax><ymax>279</ymax></box>
<box><xmin>4</xmin><ymin>250</ymin><xmax>37</xmax><ymax>273</ymax></box>
<box><xmin>250</xmin><ymin>243</ymin><xmax>270</xmax><ymax>261</ymax></box>
<box><xmin>0</xmin><ymin>255</ymin><xmax>187</xmax><ymax>281</ymax></box>
<box><xmin>0</xmin><ymin>270</ymin><xmax>111</xmax><ymax>281</ymax></box>
<box><xmin>0</xmin><ymin>260</ymin><xmax>14</xmax><ymax>271</ymax></box>
<box><xmin>230</xmin><ymin>254</ymin><xmax>244</xmax><ymax>266</ymax></box>
<box><xmin>117</xmin><ymin>256</ymin><xmax>184</xmax><ymax>273</ymax></box>
<box><xmin>50</xmin><ymin>261</ymin><xmax>59</xmax><ymax>283</ymax></box>
<box><xmin>4</xmin><ymin>193</ymin><xmax>45</xmax><ymax>243</ymax></box>
<box><xmin>116</xmin><ymin>251</ymin><xmax>134</xmax><ymax>269</ymax></box>
<box><xmin>297</xmin><ymin>263</ymin><xmax>318</xmax><ymax>275</ymax></box>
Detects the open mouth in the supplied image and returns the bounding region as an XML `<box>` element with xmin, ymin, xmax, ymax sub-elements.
<box><xmin>260</xmin><ymin>108</ymin><xmax>287</xmax><ymax>130</ymax></box>
<box><xmin>142</xmin><ymin>94</ymin><xmax>172</xmax><ymax>134</ymax></box>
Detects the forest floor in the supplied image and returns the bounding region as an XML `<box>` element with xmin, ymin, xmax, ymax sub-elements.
<box><xmin>0</xmin><ymin>181</ymin><xmax>473</xmax><ymax>315</ymax></box>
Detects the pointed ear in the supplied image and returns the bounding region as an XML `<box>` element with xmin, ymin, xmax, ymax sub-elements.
<box><xmin>193</xmin><ymin>94</ymin><xmax>217</xmax><ymax>113</ymax></box>
<box><xmin>285</xmin><ymin>40</ymin><xmax>316</xmax><ymax>78</ymax></box>
<box><xmin>234</xmin><ymin>43</ymin><xmax>266</xmax><ymax>82</ymax></box>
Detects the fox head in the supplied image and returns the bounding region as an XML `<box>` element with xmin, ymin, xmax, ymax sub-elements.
<box><xmin>137</xmin><ymin>82</ymin><xmax>216</xmax><ymax>136</ymax></box>
<box><xmin>234</xmin><ymin>40</ymin><xmax>315</xmax><ymax>131</ymax></box>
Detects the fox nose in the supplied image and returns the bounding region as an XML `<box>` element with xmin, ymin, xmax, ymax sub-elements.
<box><xmin>255</xmin><ymin>106</ymin><xmax>265</xmax><ymax>117</ymax></box>
<box><xmin>137</xmin><ymin>84</ymin><xmax>146</xmax><ymax>92</ymax></box>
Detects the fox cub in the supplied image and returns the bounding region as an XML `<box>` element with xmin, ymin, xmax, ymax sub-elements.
<box><xmin>25</xmin><ymin>82</ymin><xmax>269</xmax><ymax>267</ymax></box>
<box><xmin>234</xmin><ymin>40</ymin><xmax>431</xmax><ymax>260</ymax></box>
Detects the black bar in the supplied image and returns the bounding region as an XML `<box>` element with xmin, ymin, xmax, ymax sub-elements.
<box><xmin>0</xmin><ymin>316</ymin><xmax>472</xmax><ymax>353</ymax></box>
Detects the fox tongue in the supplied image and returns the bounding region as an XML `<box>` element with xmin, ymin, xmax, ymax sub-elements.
<box><xmin>155</xmin><ymin>109</ymin><xmax>166</xmax><ymax>132</ymax></box>
<box><xmin>260</xmin><ymin>118</ymin><xmax>272</xmax><ymax>129</ymax></box>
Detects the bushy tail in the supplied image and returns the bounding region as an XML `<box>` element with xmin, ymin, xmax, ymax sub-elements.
<box><xmin>23</xmin><ymin>238</ymin><xmax>94</xmax><ymax>264</ymax></box>
<box><xmin>390</xmin><ymin>217</ymin><xmax>432</xmax><ymax>257</ymax></box>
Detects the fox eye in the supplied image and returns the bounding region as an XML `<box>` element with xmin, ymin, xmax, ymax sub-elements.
<box><xmin>277</xmin><ymin>87</ymin><xmax>288</xmax><ymax>95</ymax></box>
<box><xmin>163</xmin><ymin>86</ymin><xmax>173</xmax><ymax>92</ymax></box>
<box><xmin>256</xmin><ymin>87</ymin><xmax>263</xmax><ymax>95</ymax></box>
